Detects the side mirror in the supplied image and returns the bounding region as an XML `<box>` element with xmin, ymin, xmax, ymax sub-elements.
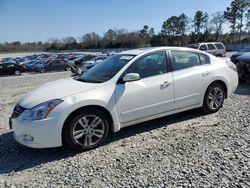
<box><xmin>123</xmin><ymin>73</ymin><xmax>140</xmax><ymax>82</ymax></box>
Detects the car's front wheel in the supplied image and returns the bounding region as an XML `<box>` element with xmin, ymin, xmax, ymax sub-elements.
<box><xmin>63</xmin><ymin>108</ymin><xmax>110</xmax><ymax>151</ymax></box>
<box><xmin>40</xmin><ymin>68</ymin><xmax>47</xmax><ymax>73</ymax></box>
<box><xmin>202</xmin><ymin>83</ymin><xmax>225</xmax><ymax>113</ymax></box>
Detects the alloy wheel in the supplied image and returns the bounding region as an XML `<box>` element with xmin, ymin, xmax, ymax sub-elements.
<box><xmin>72</xmin><ymin>115</ymin><xmax>105</xmax><ymax>147</ymax></box>
<box><xmin>207</xmin><ymin>87</ymin><xmax>224</xmax><ymax>110</ymax></box>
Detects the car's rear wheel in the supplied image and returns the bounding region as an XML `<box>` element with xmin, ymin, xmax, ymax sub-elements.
<box><xmin>65</xmin><ymin>66</ymin><xmax>72</xmax><ymax>72</ymax></box>
<box><xmin>63</xmin><ymin>108</ymin><xmax>110</xmax><ymax>151</ymax></box>
<box><xmin>40</xmin><ymin>68</ymin><xmax>47</xmax><ymax>73</ymax></box>
<box><xmin>202</xmin><ymin>83</ymin><xmax>225</xmax><ymax>113</ymax></box>
<box><xmin>14</xmin><ymin>70</ymin><xmax>21</xmax><ymax>76</ymax></box>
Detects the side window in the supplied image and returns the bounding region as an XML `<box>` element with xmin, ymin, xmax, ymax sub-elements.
<box><xmin>6</xmin><ymin>63</ymin><xmax>15</xmax><ymax>68</ymax></box>
<box><xmin>0</xmin><ymin>64</ymin><xmax>3</xmax><ymax>69</ymax></box>
<box><xmin>199</xmin><ymin>44</ymin><xmax>207</xmax><ymax>51</ymax></box>
<box><xmin>171</xmin><ymin>51</ymin><xmax>200</xmax><ymax>71</ymax></box>
<box><xmin>199</xmin><ymin>54</ymin><xmax>209</xmax><ymax>65</ymax></box>
<box><xmin>214</xmin><ymin>43</ymin><xmax>225</xmax><ymax>50</ymax></box>
<box><xmin>126</xmin><ymin>51</ymin><xmax>168</xmax><ymax>79</ymax></box>
<box><xmin>207</xmin><ymin>44</ymin><xmax>216</xmax><ymax>50</ymax></box>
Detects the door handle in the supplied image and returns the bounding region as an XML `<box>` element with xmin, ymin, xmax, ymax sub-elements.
<box><xmin>202</xmin><ymin>71</ymin><xmax>211</xmax><ymax>77</ymax></box>
<box><xmin>161</xmin><ymin>81</ymin><xmax>171</xmax><ymax>88</ymax></box>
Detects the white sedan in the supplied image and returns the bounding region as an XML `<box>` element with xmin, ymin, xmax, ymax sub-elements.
<box><xmin>10</xmin><ymin>47</ymin><xmax>238</xmax><ymax>151</ymax></box>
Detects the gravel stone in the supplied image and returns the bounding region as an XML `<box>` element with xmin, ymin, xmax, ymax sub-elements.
<box><xmin>0</xmin><ymin>72</ymin><xmax>249</xmax><ymax>187</ymax></box>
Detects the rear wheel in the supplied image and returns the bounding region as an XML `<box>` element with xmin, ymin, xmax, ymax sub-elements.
<box><xmin>202</xmin><ymin>83</ymin><xmax>225</xmax><ymax>113</ymax></box>
<box><xmin>14</xmin><ymin>70</ymin><xmax>21</xmax><ymax>76</ymax></box>
<box><xmin>63</xmin><ymin>108</ymin><xmax>110</xmax><ymax>151</ymax></box>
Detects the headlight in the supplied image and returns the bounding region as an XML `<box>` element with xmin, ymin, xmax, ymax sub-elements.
<box><xmin>23</xmin><ymin>99</ymin><xmax>63</xmax><ymax>120</ymax></box>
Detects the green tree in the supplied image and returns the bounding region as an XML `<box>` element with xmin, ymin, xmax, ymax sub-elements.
<box><xmin>210</xmin><ymin>12</ymin><xmax>225</xmax><ymax>41</ymax></box>
<box><xmin>192</xmin><ymin>11</ymin><xmax>209</xmax><ymax>34</ymax></box>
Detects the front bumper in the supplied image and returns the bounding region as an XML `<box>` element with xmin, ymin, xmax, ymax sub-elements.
<box><xmin>11</xmin><ymin>116</ymin><xmax>63</xmax><ymax>149</ymax></box>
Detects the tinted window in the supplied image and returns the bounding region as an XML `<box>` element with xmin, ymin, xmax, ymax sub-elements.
<box><xmin>0</xmin><ymin>65</ymin><xmax>3</xmax><ymax>69</ymax></box>
<box><xmin>214</xmin><ymin>43</ymin><xmax>225</xmax><ymax>50</ymax></box>
<box><xmin>6</xmin><ymin>63</ymin><xmax>15</xmax><ymax>68</ymax></box>
<box><xmin>199</xmin><ymin>54</ymin><xmax>209</xmax><ymax>65</ymax></box>
<box><xmin>79</xmin><ymin>54</ymin><xmax>134</xmax><ymax>83</ymax></box>
<box><xmin>199</xmin><ymin>44</ymin><xmax>208</xmax><ymax>51</ymax></box>
<box><xmin>171</xmin><ymin>51</ymin><xmax>200</xmax><ymax>71</ymax></box>
<box><xmin>126</xmin><ymin>51</ymin><xmax>167</xmax><ymax>79</ymax></box>
<box><xmin>207</xmin><ymin>44</ymin><xmax>216</xmax><ymax>50</ymax></box>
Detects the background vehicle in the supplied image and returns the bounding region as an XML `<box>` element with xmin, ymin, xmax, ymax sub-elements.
<box><xmin>11</xmin><ymin>47</ymin><xmax>238</xmax><ymax>151</ymax></box>
<box><xmin>230</xmin><ymin>46</ymin><xmax>250</xmax><ymax>64</ymax></box>
<box><xmin>0</xmin><ymin>62</ymin><xmax>26</xmax><ymax>76</ymax></box>
<box><xmin>35</xmin><ymin>59</ymin><xmax>75</xmax><ymax>73</ymax></box>
<box><xmin>187</xmin><ymin>42</ymin><xmax>226</xmax><ymax>57</ymax></box>
<box><xmin>236</xmin><ymin>52</ymin><xmax>250</xmax><ymax>83</ymax></box>
<box><xmin>81</xmin><ymin>55</ymin><xmax>108</xmax><ymax>66</ymax></box>
<box><xmin>72</xmin><ymin>54</ymin><xmax>96</xmax><ymax>66</ymax></box>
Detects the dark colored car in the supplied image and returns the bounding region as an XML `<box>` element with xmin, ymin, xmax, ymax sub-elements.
<box><xmin>35</xmin><ymin>59</ymin><xmax>75</xmax><ymax>73</ymax></box>
<box><xmin>236</xmin><ymin>52</ymin><xmax>250</xmax><ymax>83</ymax></box>
<box><xmin>231</xmin><ymin>46</ymin><xmax>250</xmax><ymax>64</ymax></box>
<box><xmin>0</xmin><ymin>62</ymin><xmax>26</xmax><ymax>76</ymax></box>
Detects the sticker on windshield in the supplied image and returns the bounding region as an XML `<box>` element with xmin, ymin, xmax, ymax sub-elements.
<box><xmin>120</xmin><ymin>56</ymin><xmax>134</xmax><ymax>60</ymax></box>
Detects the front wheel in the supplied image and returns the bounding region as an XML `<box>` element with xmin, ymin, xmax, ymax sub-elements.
<box><xmin>65</xmin><ymin>66</ymin><xmax>72</xmax><ymax>72</ymax></box>
<box><xmin>40</xmin><ymin>68</ymin><xmax>47</xmax><ymax>73</ymax></box>
<box><xmin>63</xmin><ymin>108</ymin><xmax>110</xmax><ymax>151</ymax></box>
<box><xmin>202</xmin><ymin>83</ymin><xmax>225</xmax><ymax>113</ymax></box>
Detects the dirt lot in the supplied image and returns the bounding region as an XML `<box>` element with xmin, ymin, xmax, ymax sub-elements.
<box><xmin>0</xmin><ymin>72</ymin><xmax>249</xmax><ymax>187</ymax></box>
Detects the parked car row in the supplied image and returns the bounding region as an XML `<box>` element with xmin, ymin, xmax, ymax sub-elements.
<box><xmin>0</xmin><ymin>52</ymin><xmax>112</xmax><ymax>76</ymax></box>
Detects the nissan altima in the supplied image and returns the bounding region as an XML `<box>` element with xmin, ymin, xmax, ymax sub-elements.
<box><xmin>10</xmin><ymin>47</ymin><xmax>238</xmax><ymax>151</ymax></box>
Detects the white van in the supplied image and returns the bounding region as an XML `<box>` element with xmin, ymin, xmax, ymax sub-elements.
<box><xmin>187</xmin><ymin>42</ymin><xmax>226</xmax><ymax>57</ymax></box>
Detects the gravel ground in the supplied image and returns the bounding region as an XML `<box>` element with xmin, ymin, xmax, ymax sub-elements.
<box><xmin>0</xmin><ymin>72</ymin><xmax>249</xmax><ymax>188</ymax></box>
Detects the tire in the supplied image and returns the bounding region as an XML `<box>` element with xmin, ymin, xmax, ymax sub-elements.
<box><xmin>65</xmin><ymin>66</ymin><xmax>72</xmax><ymax>72</ymax></box>
<box><xmin>40</xmin><ymin>68</ymin><xmax>47</xmax><ymax>73</ymax></box>
<box><xmin>63</xmin><ymin>108</ymin><xmax>110</xmax><ymax>151</ymax></box>
<box><xmin>202</xmin><ymin>82</ymin><xmax>225</xmax><ymax>113</ymax></box>
<box><xmin>14</xmin><ymin>70</ymin><xmax>21</xmax><ymax>76</ymax></box>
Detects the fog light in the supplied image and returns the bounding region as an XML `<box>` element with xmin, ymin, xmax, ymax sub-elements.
<box><xmin>22</xmin><ymin>134</ymin><xmax>34</xmax><ymax>142</ymax></box>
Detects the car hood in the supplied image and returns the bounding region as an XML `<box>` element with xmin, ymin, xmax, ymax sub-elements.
<box><xmin>237</xmin><ymin>52</ymin><xmax>250</xmax><ymax>62</ymax></box>
<box><xmin>19</xmin><ymin>78</ymin><xmax>97</xmax><ymax>109</ymax></box>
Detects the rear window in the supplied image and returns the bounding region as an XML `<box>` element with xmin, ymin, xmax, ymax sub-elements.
<box><xmin>214</xmin><ymin>43</ymin><xmax>225</xmax><ymax>50</ymax></box>
<box><xmin>199</xmin><ymin>54</ymin><xmax>210</xmax><ymax>65</ymax></box>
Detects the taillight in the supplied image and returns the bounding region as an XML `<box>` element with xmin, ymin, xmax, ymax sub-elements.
<box><xmin>226</xmin><ymin>60</ymin><xmax>237</xmax><ymax>72</ymax></box>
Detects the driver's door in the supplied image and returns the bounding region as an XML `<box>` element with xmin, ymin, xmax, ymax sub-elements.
<box><xmin>115</xmin><ymin>51</ymin><xmax>174</xmax><ymax>123</ymax></box>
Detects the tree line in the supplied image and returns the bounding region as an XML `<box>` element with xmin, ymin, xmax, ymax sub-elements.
<box><xmin>0</xmin><ymin>0</ymin><xmax>249</xmax><ymax>52</ymax></box>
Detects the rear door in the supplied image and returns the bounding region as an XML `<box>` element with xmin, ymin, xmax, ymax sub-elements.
<box><xmin>170</xmin><ymin>50</ymin><xmax>213</xmax><ymax>109</ymax></box>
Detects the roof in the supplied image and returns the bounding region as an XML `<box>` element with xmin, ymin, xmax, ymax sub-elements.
<box><xmin>119</xmin><ymin>46</ymin><xmax>201</xmax><ymax>55</ymax></box>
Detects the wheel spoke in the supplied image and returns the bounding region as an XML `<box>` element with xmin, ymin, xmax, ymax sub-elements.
<box><xmin>208</xmin><ymin>93</ymin><xmax>213</xmax><ymax>100</ymax></box>
<box><xmin>214</xmin><ymin>100</ymin><xmax>219</xmax><ymax>108</ymax></box>
<box><xmin>91</xmin><ymin>117</ymin><xmax>102</xmax><ymax>128</ymax></box>
<box><xmin>214</xmin><ymin>87</ymin><xmax>219</xmax><ymax>95</ymax></box>
<box><xmin>84</xmin><ymin>135</ymin><xmax>88</xmax><ymax>146</ymax></box>
<box><xmin>92</xmin><ymin>129</ymin><xmax>104</xmax><ymax>138</ymax></box>
<box><xmin>88</xmin><ymin>136</ymin><xmax>93</xmax><ymax>145</ymax></box>
<box><xmin>78</xmin><ymin>117</ymin><xmax>88</xmax><ymax>128</ymax></box>
<box><xmin>73</xmin><ymin>130</ymin><xmax>85</xmax><ymax>140</ymax></box>
<box><xmin>209</xmin><ymin>100</ymin><xmax>215</xmax><ymax>109</ymax></box>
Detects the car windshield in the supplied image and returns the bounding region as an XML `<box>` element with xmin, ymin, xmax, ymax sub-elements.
<box><xmin>77</xmin><ymin>54</ymin><xmax>135</xmax><ymax>83</ymax></box>
<box><xmin>240</xmin><ymin>47</ymin><xmax>250</xmax><ymax>52</ymax></box>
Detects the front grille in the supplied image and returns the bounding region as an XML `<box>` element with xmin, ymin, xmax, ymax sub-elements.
<box><xmin>11</xmin><ymin>104</ymin><xmax>26</xmax><ymax>119</ymax></box>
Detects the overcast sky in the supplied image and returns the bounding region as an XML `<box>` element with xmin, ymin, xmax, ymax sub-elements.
<box><xmin>0</xmin><ymin>0</ymin><xmax>232</xmax><ymax>43</ymax></box>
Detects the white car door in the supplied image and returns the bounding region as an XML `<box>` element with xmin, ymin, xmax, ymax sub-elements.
<box><xmin>170</xmin><ymin>50</ymin><xmax>213</xmax><ymax>109</ymax></box>
<box><xmin>115</xmin><ymin>51</ymin><xmax>174</xmax><ymax>123</ymax></box>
